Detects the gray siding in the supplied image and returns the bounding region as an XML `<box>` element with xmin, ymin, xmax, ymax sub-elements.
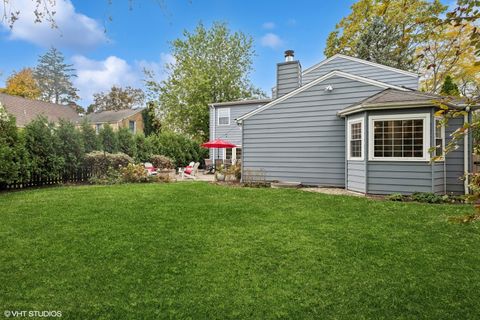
<box><xmin>433</xmin><ymin>162</ymin><xmax>445</xmax><ymax>194</ymax></box>
<box><xmin>243</xmin><ymin>76</ymin><xmax>384</xmax><ymax>186</ymax></box>
<box><xmin>276</xmin><ymin>61</ymin><xmax>301</xmax><ymax>98</ymax></box>
<box><xmin>303</xmin><ymin>56</ymin><xmax>419</xmax><ymax>89</ymax></box>
<box><xmin>367</xmin><ymin>162</ymin><xmax>433</xmax><ymax>194</ymax></box>
<box><xmin>209</xmin><ymin>103</ymin><xmax>264</xmax><ymax>159</ymax></box>
<box><xmin>444</xmin><ymin>116</ymin><xmax>465</xmax><ymax>194</ymax></box>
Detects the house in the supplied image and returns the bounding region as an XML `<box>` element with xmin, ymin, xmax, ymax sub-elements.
<box><xmin>209</xmin><ymin>51</ymin><xmax>473</xmax><ymax>195</ymax></box>
<box><xmin>0</xmin><ymin>93</ymin><xmax>81</xmax><ymax>127</ymax></box>
<box><xmin>85</xmin><ymin>108</ymin><xmax>145</xmax><ymax>134</ymax></box>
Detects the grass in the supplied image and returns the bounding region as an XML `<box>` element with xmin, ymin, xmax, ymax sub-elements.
<box><xmin>0</xmin><ymin>182</ymin><xmax>479</xmax><ymax>319</ymax></box>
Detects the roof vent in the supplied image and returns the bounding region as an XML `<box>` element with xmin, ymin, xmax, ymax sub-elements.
<box><xmin>284</xmin><ymin>50</ymin><xmax>294</xmax><ymax>62</ymax></box>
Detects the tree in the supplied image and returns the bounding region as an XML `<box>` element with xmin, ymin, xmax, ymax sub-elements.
<box><xmin>56</xmin><ymin>120</ymin><xmax>85</xmax><ymax>176</ymax></box>
<box><xmin>324</xmin><ymin>0</ymin><xmax>447</xmax><ymax>70</ymax></box>
<box><xmin>34</xmin><ymin>47</ymin><xmax>79</xmax><ymax>104</ymax></box>
<box><xmin>142</xmin><ymin>101</ymin><xmax>162</xmax><ymax>136</ymax></box>
<box><xmin>0</xmin><ymin>104</ymin><xmax>28</xmax><ymax>185</ymax></box>
<box><xmin>146</xmin><ymin>21</ymin><xmax>265</xmax><ymax>141</ymax></box>
<box><xmin>87</xmin><ymin>86</ymin><xmax>145</xmax><ymax>113</ymax></box>
<box><xmin>80</xmin><ymin>119</ymin><xmax>99</xmax><ymax>153</ymax></box>
<box><xmin>1</xmin><ymin>68</ymin><xmax>41</xmax><ymax>99</ymax></box>
<box><xmin>355</xmin><ymin>17</ymin><xmax>403</xmax><ymax>68</ymax></box>
<box><xmin>440</xmin><ymin>75</ymin><xmax>460</xmax><ymax>96</ymax></box>
<box><xmin>24</xmin><ymin>116</ymin><xmax>64</xmax><ymax>180</ymax></box>
<box><xmin>417</xmin><ymin>22</ymin><xmax>477</xmax><ymax>94</ymax></box>
<box><xmin>117</xmin><ymin>127</ymin><xmax>137</xmax><ymax>158</ymax></box>
<box><xmin>98</xmin><ymin>124</ymin><xmax>118</xmax><ymax>153</ymax></box>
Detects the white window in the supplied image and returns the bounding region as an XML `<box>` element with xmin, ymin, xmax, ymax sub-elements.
<box><xmin>129</xmin><ymin>120</ymin><xmax>136</xmax><ymax>134</ymax></box>
<box><xmin>347</xmin><ymin>118</ymin><xmax>364</xmax><ymax>160</ymax></box>
<box><xmin>95</xmin><ymin>123</ymin><xmax>102</xmax><ymax>134</ymax></box>
<box><xmin>369</xmin><ymin>113</ymin><xmax>430</xmax><ymax>161</ymax></box>
<box><xmin>434</xmin><ymin>117</ymin><xmax>445</xmax><ymax>159</ymax></box>
<box><xmin>217</xmin><ymin>108</ymin><xmax>230</xmax><ymax>125</ymax></box>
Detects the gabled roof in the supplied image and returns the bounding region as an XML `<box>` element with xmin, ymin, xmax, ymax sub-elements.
<box><xmin>236</xmin><ymin>70</ymin><xmax>408</xmax><ymax>122</ymax></box>
<box><xmin>209</xmin><ymin>98</ymin><xmax>272</xmax><ymax>107</ymax></box>
<box><xmin>0</xmin><ymin>93</ymin><xmax>81</xmax><ymax>127</ymax></box>
<box><xmin>337</xmin><ymin>88</ymin><xmax>465</xmax><ymax>116</ymax></box>
<box><xmin>302</xmin><ymin>54</ymin><xmax>419</xmax><ymax>78</ymax></box>
<box><xmin>86</xmin><ymin>108</ymin><xmax>144</xmax><ymax>124</ymax></box>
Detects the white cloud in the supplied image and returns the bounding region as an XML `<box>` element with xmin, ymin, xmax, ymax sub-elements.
<box><xmin>262</xmin><ymin>22</ymin><xmax>275</xmax><ymax>30</ymax></box>
<box><xmin>72</xmin><ymin>53</ymin><xmax>173</xmax><ymax>106</ymax></box>
<box><xmin>1</xmin><ymin>0</ymin><xmax>107</xmax><ymax>50</ymax></box>
<box><xmin>261</xmin><ymin>33</ymin><xmax>284</xmax><ymax>49</ymax></box>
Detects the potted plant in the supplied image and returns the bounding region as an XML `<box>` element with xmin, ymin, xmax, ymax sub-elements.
<box><xmin>225</xmin><ymin>163</ymin><xmax>241</xmax><ymax>182</ymax></box>
<box><xmin>215</xmin><ymin>164</ymin><xmax>225</xmax><ymax>182</ymax></box>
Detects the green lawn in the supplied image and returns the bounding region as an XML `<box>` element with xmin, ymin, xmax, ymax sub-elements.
<box><xmin>1</xmin><ymin>183</ymin><xmax>479</xmax><ymax>319</ymax></box>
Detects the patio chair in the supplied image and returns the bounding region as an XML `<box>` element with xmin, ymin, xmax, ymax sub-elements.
<box><xmin>181</xmin><ymin>162</ymin><xmax>200</xmax><ymax>180</ymax></box>
<box><xmin>144</xmin><ymin>162</ymin><xmax>157</xmax><ymax>176</ymax></box>
<box><xmin>204</xmin><ymin>159</ymin><xmax>214</xmax><ymax>174</ymax></box>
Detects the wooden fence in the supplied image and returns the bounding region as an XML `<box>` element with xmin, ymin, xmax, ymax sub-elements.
<box><xmin>0</xmin><ymin>167</ymin><xmax>93</xmax><ymax>191</ymax></box>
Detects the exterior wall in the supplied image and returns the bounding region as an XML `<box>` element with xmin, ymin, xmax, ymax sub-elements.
<box><xmin>120</xmin><ymin>112</ymin><xmax>144</xmax><ymax>134</ymax></box>
<box><xmin>346</xmin><ymin>112</ymin><xmax>366</xmax><ymax>193</ymax></box>
<box><xmin>242</xmin><ymin>76</ymin><xmax>384</xmax><ymax>186</ymax></box>
<box><xmin>276</xmin><ymin>61</ymin><xmax>301</xmax><ymax>98</ymax></box>
<box><xmin>210</xmin><ymin>103</ymin><xmax>265</xmax><ymax>159</ymax></box>
<box><xmin>445</xmin><ymin>116</ymin><xmax>465</xmax><ymax>194</ymax></box>
<box><xmin>303</xmin><ymin>56</ymin><xmax>419</xmax><ymax>89</ymax></box>
<box><xmin>365</xmin><ymin>108</ymin><xmax>436</xmax><ymax>195</ymax></box>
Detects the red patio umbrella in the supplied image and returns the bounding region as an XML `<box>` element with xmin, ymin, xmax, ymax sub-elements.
<box><xmin>201</xmin><ymin>139</ymin><xmax>237</xmax><ymax>169</ymax></box>
<box><xmin>201</xmin><ymin>138</ymin><xmax>237</xmax><ymax>149</ymax></box>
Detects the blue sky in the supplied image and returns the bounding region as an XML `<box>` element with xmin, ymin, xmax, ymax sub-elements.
<box><xmin>0</xmin><ymin>0</ymin><xmax>357</xmax><ymax>107</ymax></box>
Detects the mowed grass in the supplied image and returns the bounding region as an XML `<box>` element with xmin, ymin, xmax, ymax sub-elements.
<box><xmin>0</xmin><ymin>182</ymin><xmax>479</xmax><ymax>319</ymax></box>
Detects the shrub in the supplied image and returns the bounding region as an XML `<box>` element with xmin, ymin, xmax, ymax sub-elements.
<box><xmin>56</xmin><ymin>119</ymin><xmax>85</xmax><ymax>177</ymax></box>
<box><xmin>411</xmin><ymin>192</ymin><xmax>444</xmax><ymax>204</ymax></box>
<box><xmin>134</xmin><ymin>134</ymin><xmax>154</xmax><ymax>162</ymax></box>
<box><xmin>117</xmin><ymin>127</ymin><xmax>137</xmax><ymax>158</ymax></box>
<box><xmin>88</xmin><ymin>168</ymin><xmax>121</xmax><ymax>185</ymax></box>
<box><xmin>80</xmin><ymin>119</ymin><xmax>99</xmax><ymax>153</ymax></box>
<box><xmin>120</xmin><ymin>163</ymin><xmax>148</xmax><ymax>183</ymax></box>
<box><xmin>84</xmin><ymin>151</ymin><xmax>133</xmax><ymax>177</ymax></box>
<box><xmin>0</xmin><ymin>106</ymin><xmax>29</xmax><ymax>185</ymax></box>
<box><xmin>146</xmin><ymin>131</ymin><xmax>207</xmax><ymax>167</ymax></box>
<box><xmin>150</xmin><ymin>155</ymin><xmax>175</xmax><ymax>170</ymax></box>
<box><xmin>24</xmin><ymin>116</ymin><xmax>64</xmax><ymax>181</ymax></box>
<box><xmin>99</xmin><ymin>124</ymin><xmax>118</xmax><ymax>153</ymax></box>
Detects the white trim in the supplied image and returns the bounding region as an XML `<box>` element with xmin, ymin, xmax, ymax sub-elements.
<box><xmin>217</xmin><ymin>107</ymin><xmax>230</xmax><ymax>126</ymax></box>
<box><xmin>302</xmin><ymin>54</ymin><xmax>419</xmax><ymax>78</ymax></box>
<box><xmin>434</xmin><ymin>117</ymin><xmax>445</xmax><ymax>160</ymax></box>
<box><xmin>368</xmin><ymin>113</ymin><xmax>431</xmax><ymax>162</ymax></box>
<box><xmin>347</xmin><ymin>118</ymin><xmax>364</xmax><ymax>161</ymax></box>
<box><xmin>464</xmin><ymin>112</ymin><xmax>469</xmax><ymax>194</ymax></box>
<box><xmin>237</xmin><ymin>70</ymin><xmax>408</xmax><ymax>122</ymax></box>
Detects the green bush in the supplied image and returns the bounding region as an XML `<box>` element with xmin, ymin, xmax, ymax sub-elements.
<box><xmin>80</xmin><ymin>119</ymin><xmax>99</xmax><ymax>153</ymax></box>
<box><xmin>120</xmin><ymin>163</ymin><xmax>149</xmax><ymax>183</ymax></box>
<box><xmin>386</xmin><ymin>193</ymin><xmax>406</xmax><ymax>202</ymax></box>
<box><xmin>149</xmin><ymin>155</ymin><xmax>175</xmax><ymax>170</ymax></box>
<box><xmin>56</xmin><ymin>119</ymin><xmax>85</xmax><ymax>177</ymax></box>
<box><xmin>84</xmin><ymin>151</ymin><xmax>133</xmax><ymax>177</ymax></box>
<box><xmin>24</xmin><ymin>116</ymin><xmax>64</xmax><ymax>181</ymax></box>
<box><xmin>411</xmin><ymin>192</ymin><xmax>444</xmax><ymax>204</ymax></box>
<box><xmin>117</xmin><ymin>127</ymin><xmax>137</xmax><ymax>159</ymax></box>
<box><xmin>99</xmin><ymin>124</ymin><xmax>118</xmax><ymax>153</ymax></box>
<box><xmin>134</xmin><ymin>134</ymin><xmax>154</xmax><ymax>163</ymax></box>
<box><xmin>146</xmin><ymin>131</ymin><xmax>207</xmax><ymax>167</ymax></box>
<box><xmin>0</xmin><ymin>106</ymin><xmax>29</xmax><ymax>185</ymax></box>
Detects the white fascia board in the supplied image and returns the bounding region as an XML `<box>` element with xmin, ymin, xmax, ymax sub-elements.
<box><xmin>237</xmin><ymin>70</ymin><xmax>408</xmax><ymax>122</ymax></box>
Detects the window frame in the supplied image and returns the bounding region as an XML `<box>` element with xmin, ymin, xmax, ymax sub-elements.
<box><xmin>434</xmin><ymin>117</ymin><xmax>445</xmax><ymax>160</ymax></box>
<box><xmin>217</xmin><ymin>108</ymin><xmax>230</xmax><ymax>126</ymax></box>
<box><xmin>368</xmin><ymin>113</ymin><xmax>431</xmax><ymax>162</ymax></box>
<box><xmin>347</xmin><ymin>118</ymin><xmax>364</xmax><ymax>161</ymax></box>
<box><xmin>129</xmin><ymin>120</ymin><xmax>136</xmax><ymax>134</ymax></box>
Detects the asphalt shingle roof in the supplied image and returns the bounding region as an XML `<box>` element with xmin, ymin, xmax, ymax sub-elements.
<box><xmin>0</xmin><ymin>93</ymin><xmax>81</xmax><ymax>127</ymax></box>
<box><xmin>85</xmin><ymin>108</ymin><xmax>144</xmax><ymax>123</ymax></box>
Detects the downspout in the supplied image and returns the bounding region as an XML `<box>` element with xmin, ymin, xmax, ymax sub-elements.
<box><xmin>464</xmin><ymin>107</ymin><xmax>471</xmax><ymax>194</ymax></box>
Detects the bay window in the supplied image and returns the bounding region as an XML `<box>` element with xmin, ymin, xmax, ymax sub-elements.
<box><xmin>369</xmin><ymin>114</ymin><xmax>430</xmax><ymax>161</ymax></box>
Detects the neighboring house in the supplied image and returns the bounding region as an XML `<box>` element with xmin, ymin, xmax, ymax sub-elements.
<box><xmin>86</xmin><ymin>108</ymin><xmax>145</xmax><ymax>134</ymax></box>
<box><xmin>210</xmin><ymin>51</ymin><xmax>473</xmax><ymax>195</ymax></box>
<box><xmin>0</xmin><ymin>93</ymin><xmax>81</xmax><ymax>127</ymax></box>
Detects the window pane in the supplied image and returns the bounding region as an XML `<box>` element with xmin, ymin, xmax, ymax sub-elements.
<box><xmin>373</xmin><ymin>118</ymin><xmax>424</xmax><ymax>158</ymax></box>
<box><xmin>349</xmin><ymin>122</ymin><xmax>362</xmax><ymax>158</ymax></box>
